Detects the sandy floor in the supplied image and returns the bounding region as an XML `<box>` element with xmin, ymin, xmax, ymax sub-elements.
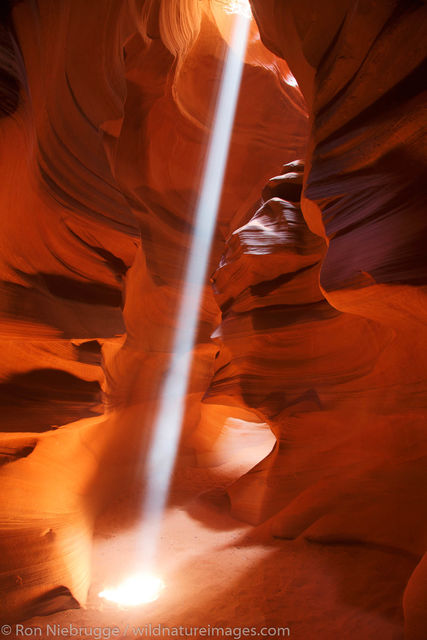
<box><xmin>11</xmin><ymin>436</ymin><xmax>411</xmax><ymax>640</ymax></box>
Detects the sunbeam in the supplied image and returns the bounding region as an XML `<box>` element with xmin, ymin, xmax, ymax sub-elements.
<box><xmin>99</xmin><ymin>5</ymin><xmax>251</xmax><ymax>606</ymax></box>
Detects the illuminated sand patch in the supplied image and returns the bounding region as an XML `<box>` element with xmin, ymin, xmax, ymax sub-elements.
<box><xmin>99</xmin><ymin>573</ymin><xmax>165</xmax><ymax>607</ymax></box>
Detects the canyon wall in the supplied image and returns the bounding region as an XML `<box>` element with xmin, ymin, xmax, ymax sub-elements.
<box><xmin>236</xmin><ymin>1</ymin><xmax>426</xmax><ymax>638</ymax></box>
<box><xmin>0</xmin><ymin>0</ymin><xmax>308</xmax><ymax>623</ymax></box>
<box><xmin>0</xmin><ymin>0</ymin><xmax>425</xmax><ymax>637</ymax></box>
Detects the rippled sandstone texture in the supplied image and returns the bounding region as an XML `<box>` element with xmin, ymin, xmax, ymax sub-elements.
<box><xmin>240</xmin><ymin>1</ymin><xmax>426</xmax><ymax>638</ymax></box>
<box><xmin>0</xmin><ymin>0</ymin><xmax>426</xmax><ymax>637</ymax></box>
<box><xmin>0</xmin><ymin>0</ymin><xmax>308</xmax><ymax>624</ymax></box>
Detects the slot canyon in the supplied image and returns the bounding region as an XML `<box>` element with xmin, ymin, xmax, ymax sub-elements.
<box><xmin>0</xmin><ymin>0</ymin><xmax>426</xmax><ymax>638</ymax></box>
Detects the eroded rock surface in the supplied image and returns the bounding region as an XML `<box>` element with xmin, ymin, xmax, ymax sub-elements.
<box><xmin>0</xmin><ymin>0</ymin><xmax>308</xmax><ymax>623</ymax></box>
<box><xmin>245</xmin><ymin>1</ymin><xmax>427</xmax><ymax>637</ymax></box>
<box><xmin>0</xmin><ymin>0</ymin><xmax>425</xmax><ymax>636</ymax></box>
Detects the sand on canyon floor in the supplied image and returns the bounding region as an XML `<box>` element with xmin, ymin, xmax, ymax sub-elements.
<box><xmin>13</xmin><ymin>427</ymin><xmax>410</xmax><ymax>640</ymax></box>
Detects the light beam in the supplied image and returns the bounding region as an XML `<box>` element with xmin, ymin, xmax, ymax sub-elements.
<box><xmin>99</xmin><ymin>5</ymin><xmax>251</xmax><ymax>606</ymax></box>
<box><xmin>140</xmin><ymin>7</ymin><xmax>251</xmax><ymax>568</ymax></box>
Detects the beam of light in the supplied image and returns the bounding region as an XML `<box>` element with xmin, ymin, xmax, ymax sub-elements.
<box><xmin>140</xmin><ymin>9</ymin><xmax>251</xmax><ymax>566</ymax></box>
<box><xmin>222</xmin><ymin>0</ymin><xmax>252</xmax><ymax>19</ymax></box>
<box><xmin>98</xmin><ymin>7</ymin><xmax>251</xmax><ymax>607</ymax></box>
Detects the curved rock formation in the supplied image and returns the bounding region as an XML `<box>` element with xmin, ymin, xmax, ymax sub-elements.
<box><xmin>243</xmin><ymin>1</ymin><xmax>427</xmax><ymax>638</ymax></box>
<box><xmin>0</xmin><ymin>0</ymin><xmax>425</xmax><ymax>637</ymax></box>
<box><xmin>0</xmin><ymin>0</ymin><xmax>308</xmax><ymax>624</ymax></box>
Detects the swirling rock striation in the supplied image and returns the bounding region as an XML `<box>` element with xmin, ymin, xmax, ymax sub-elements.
<box><xmin>241</xmin><ymin>1</ymin><xmax>427</xmax><ymax>637</ymax></box>
<box><xmin>0</xmin><ymin>0</ymin><xmax>308</xmax><ymax>623</ymax></box>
